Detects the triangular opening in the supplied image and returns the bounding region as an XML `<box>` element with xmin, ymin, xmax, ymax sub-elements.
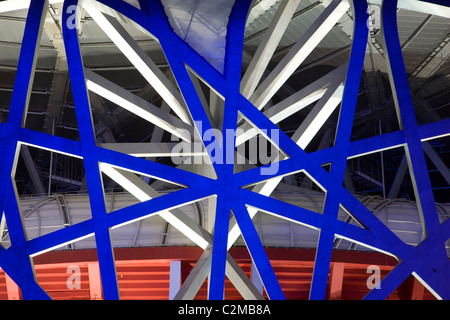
<box><xmin>0</xmin><ymin>212</ymin><xmax>9</xmax><ymax>250</ymax></box>
<box><xmin>321</xmin><ymin>162</ymin><xmax>332</xmax><ymax>174</ymax></box>
<box><xmin>185</xmin><ymin>65</ymin><xmax>224</xmax><ymax>132</ymax></box>
<box><xmin>167</xmin><ymin>66</ymin><xmax>224</xmax><ymax>180</ymax></box>
<box><xmin>336</xmin><ymin>203</ymin><xmax>367</xmax><ymax>230</ymax></box>
<box><xmin>15</xmin><ymin>144</ymin><xmax>85</xmax><ymax>196</ymax></box>
<box><xmin>239</xmin><ymin>168</ymin><xmax>327</xmax><ymax>231</ymax></box>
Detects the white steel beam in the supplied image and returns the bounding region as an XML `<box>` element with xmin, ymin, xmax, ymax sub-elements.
<box><xmin>175</xmin><ymin>247</ymin><xmax>212</xmax><ymax>300</ymax></box>
<box><xmin>225</xmin><ymin>253</ymin><xmax>265</xmax><ymax>300</ymax></box>
<box><xmin>263</xmin><ymin>85</ymin><xmax>326</xmax><ymax>125</ymax></box>
<box><xmin>142</xmin><ymin>101</ymin><xmax>171</xmax><ymax>185</ymax></box>
<box><xmin>412</xmin><ymin>36</ymin><xmax>450</xmax><ymax>79</ymax></box>
<box><xmin>174</xmin><ymin>246</ymin><xmax>264</xmax><ymax>300</ymax></box>
<box><xmin>100</xmin><ymin>165</ymin><xmax>263</xmax><ymax>299</ymax></box>
<box><xmin>237</xmin><ymin>89</ymin><xmax>327</xmax><ymax>147</ymax></box>
<box><xmin>100</xmin><ymin>164</ymin><xmax>211</xmax><ymax>249</ymax></box>
<box><xmin>99</xmin><ymin>142</ymin><xmax>205</xmax><ymax>158</ymax></box>
<box><xmin>249</xmin><ymin>0</ymin><xmax>350</xmax><ymax>110</ymax></box>
<box><xmin>85</xmin><ymin>70</ymin><xmax>193</xmax><ymax>142</ymax></box>
<box><xmin>263</xmin><ymin>62</ymin><xmax>348</xmax><ymax>124</ymax></box>
<box><xmin>84</xmin><ymin>5</ymin><xmax>191</xmax><ymax>124</ymax></box>
<box><xmin>291</xmin><ymin>81</ymin><xmax>344</xmax><ymax>149</ymax></box>
<box><xmin>0</xmin><ymin>212</ymin><xmax>6</xmax><ymax>244</ymax></box>
<box><xmin>236</xmin><ymin>64</ymin><xmax>347</xmax><ymax>146</ymax></box>
<box><xmin>241</xmin><ymin>0</ymin><xmax>301</xmax><ymax>98</ymax></box>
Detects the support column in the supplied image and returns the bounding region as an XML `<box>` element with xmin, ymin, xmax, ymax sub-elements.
<box><xmin>251</xmin><ymin>261</ymin><xmax>263</xmax><ymax>295</ymax></box>
<box><xmin>328</xmin><ymin>262</ymin><xmax>345</xmax><ymax>300</ymax></box>
<box><xmin>87</xmin><ymin>262</ymin><xmax>102</xmax><ymax>300</ymax></box>
<box><xmin>169</xmin><ymin>260</ymin><xmax>181</xmax><ymax>300</ymax></box>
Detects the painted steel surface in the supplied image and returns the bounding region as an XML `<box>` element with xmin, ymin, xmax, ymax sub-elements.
<box><xmin>0</xmin><ymin>0</ymin><xmax>448</xmax><ymax>300</ymax></box>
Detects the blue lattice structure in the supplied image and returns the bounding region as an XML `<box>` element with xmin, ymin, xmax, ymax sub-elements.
<box><xmin>0</xmin><ymin>0</ymin><xmax>448</xmax><ymax>300</ymax></box>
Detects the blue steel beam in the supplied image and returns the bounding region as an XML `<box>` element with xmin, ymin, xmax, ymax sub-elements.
<box><xmin>382</xmin><ymin>0</ymin><xmax>441</xmax><ymax>235</ymax></box>
<box><xmin>232</xmin><ymin>202</ymin><xmax>285</xmax><ymax>299</ymax></box>
<box><xmin>0</xmin><ymin>0</ymin><xmax>50</xmax><ymax>300</ymax></box>
<box><xmin>305</xmin><ymin>0</ymin><xmax>367</xmax><ymax>299</ymax></box>
<box><xmin>63</xmin><ymin>0</ymin><xmax>119</xmax><ymax>299</ymax></box>
<box><xmin>206</xmin><ymin>0</ymin><xmax>252</xmax><ymax>300</ymax></box>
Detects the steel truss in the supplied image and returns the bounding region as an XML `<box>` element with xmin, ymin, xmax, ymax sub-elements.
<box><xmin>0</xmin><ymin>0</ymin><xmax>448</xmax><ymax>300</ymax></box>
